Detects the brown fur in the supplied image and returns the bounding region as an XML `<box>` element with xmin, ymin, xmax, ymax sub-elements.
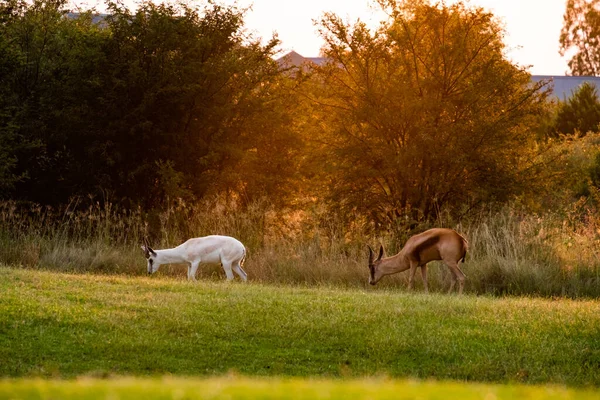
<box><xmin>368</xmin><ymin>228</ymin><xmax>468</xmax><ymax>294</ymax></box>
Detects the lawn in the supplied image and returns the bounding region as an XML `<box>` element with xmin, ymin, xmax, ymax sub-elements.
<box><xmin>1</xmin><ymin>266</ymin><xmax>599</xmax><ymax>390</ymax></box>
<box><xmin>1</xmin><ymin>376</ymin><xmax>599</xmax><ymax>400</ymax></box>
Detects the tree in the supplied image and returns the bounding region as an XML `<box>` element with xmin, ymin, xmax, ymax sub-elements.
<box><xmin>553</xmin><ymin>82</ymin><xmax>600</xmax><ymax>135</ymax></box>
<box><xmin>560</xmin><ymin>0</ymin><xmax>600</xmax><ymax>76</ymax></box>
<box><xmin>0</xmin><ymin>0</ymin><xmax>305</xmax><ymax>209</ymax></box>
<box><xmin>86</xmin><ymin>1</ymin><xmax>303</xmax><ymax>208</ymax></box>
<box><xmin>0</xmin><ymin>0</ymin><xmax>108</xmax><ymax>203</ymax></box>
<box><xmin>310</xmin><ymin>0</ymin><xmax>550</xmax><ymax>226</ymax></box>
<box><xmin>0</xmin><ymin>0</ymin><xmax>25</xmax><ymax>196</ymax></box>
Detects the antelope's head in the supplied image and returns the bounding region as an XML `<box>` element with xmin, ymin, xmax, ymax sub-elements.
<box><xmin>141</xmin><ymin>238</ymin><xmax>159</xmax><ymax>274</ymax></box>
<box><xmin>367</xmin><ymin>244</ymin><xmax>385</xmax><ymax>285</ymax></box>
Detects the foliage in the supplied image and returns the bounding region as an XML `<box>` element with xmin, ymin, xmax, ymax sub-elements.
<box><xmin>96</xmin><ymin>1</ymin><xmax>302</xmax><ymax>207</ymax></box>
<box><xmin>560</xmin><ymin>0</ymin><xmax>600</xmax><ymax>76</ymax></box>
<box><xmin>530</xmin><ymin>132</ymin><xmax>600</xmax><ymax>209</ymax></box>
<box><xmin>0</xmin><ymin>0</ymin><xmax>585</xmax><ymax>227</ymax></box>
<box><xmin>552</xmin><ymin>82</ymin><xmax>600</xmax><ymax>136</ymax></box>
<box><xmin>308</xmin><ymin>0</ymin><xmax>550</xmax><ymax>226</ymax></box>
<box><xmin>1</xmin><ymin>377</ymin><xmax>598</xmax><ymax>400</ymax></box>
<box><xmin>0</xmin><ymin>0</ymin><xmax>304</xmax><ymax>208</ymax></box>
<box><xmin>0</xmin><ymin>2</ymin><xmax>25</xmax><ymax>196</ymax></box>
<box><xmin>0</xmin><ymin>0</ymin><xmax>102</xmax><ymax>202</ymax></box>
<box><xmin>2</xmin><ymin>267</ymin><xmax>600</xmax><ymax>386</ymax></box>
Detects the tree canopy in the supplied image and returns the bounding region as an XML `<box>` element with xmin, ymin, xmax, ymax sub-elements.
<box><xmin>308</xmin><ymin>0</ymin><xmax>549</xmax><ymax>225</ymax></box>
<box><xmin>560</xmin><ymin>0</ymin><xmax>600</xmax><ymax>76</ymax></box>
<box><xmin>0</xmin><ymin>0</ymin><xmax>572</xmax><ymax>229</ymax></box>
<box><xmin>0</xmin><ymin>0</ymin><xmax>303</xmax><ymax>208</ymax></box>
<box><xmin>553</xmin><ymin>82</ymin><xmax>600</xmax><ymax>135</ymax></box>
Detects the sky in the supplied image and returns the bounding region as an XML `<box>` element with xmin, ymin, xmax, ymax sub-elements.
<box><xmin>225</xmin><ymin>0</ymin><xmax>570</xmax><ymax>76</ymax></box>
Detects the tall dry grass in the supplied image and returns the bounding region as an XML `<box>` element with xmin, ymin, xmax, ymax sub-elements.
<box><xmin>1</xmin><ymin>198</ymin><xmax>599</xmax><ymax>297</ymax></box>
<box><xmin>460</xmin><ymin>206</ymin><xmax>600</xmax><ymax>297</ymax></box>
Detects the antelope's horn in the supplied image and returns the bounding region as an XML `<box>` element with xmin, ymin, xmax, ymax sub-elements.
<box><xmin>378</xmin><ymin>245</ymin><xmax>384</xmax><ymax>261</ymax></box>
<box><xmin>367</xmin><ymin>245</ymin><xmax>374</xmax><ymax>264</ymax></box>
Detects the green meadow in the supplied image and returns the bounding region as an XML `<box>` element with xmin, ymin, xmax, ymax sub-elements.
<box><xmin>1</xmin><ymin>376</ymin><xmax>599</xmax><ymax>400</ymax></box>
<box><xmin>4</xmin><ymin>0</ymin><xmax>600</xmax><ymax>397</ymax></box>
<box><xmin>1</xmin><ymin>266</ymin><xmax>599</xmax><ymax>398</ymax></box>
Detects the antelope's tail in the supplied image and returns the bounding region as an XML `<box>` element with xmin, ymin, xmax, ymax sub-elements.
<box><xmin>457</xmin><ymin>234</ymin><xmax>468</xmax><ymax>278</ymax></box>
<box><xmin>457</xmin><ymin>232</ymin><xmax>469</xmax><ymax>263</ymax></box>
<box><xmin>240</xmin><ymin>246</ymin><xmax>247</xmax><ymax>267</ymax></box>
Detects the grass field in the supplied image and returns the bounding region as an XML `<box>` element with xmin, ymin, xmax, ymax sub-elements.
<box><xmin>2</xmin><ymin>376</ymin><xmax>599</xmax><ymax>400</ymax></box>
<box><xmin>1</xmin><ymin>266</ymin><xmax>600</xmax><ymax>389</ymax></box>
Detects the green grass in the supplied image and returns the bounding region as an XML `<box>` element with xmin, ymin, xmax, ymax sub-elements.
<box><xmin>1</xmin><ymin>376</ymin><xmax>598</xmax><ymax>400</ymax></box>
<box><xmin>1</xmin><ymin>267</ymin><xmax>600</xmax><ymax>387</ymax></box>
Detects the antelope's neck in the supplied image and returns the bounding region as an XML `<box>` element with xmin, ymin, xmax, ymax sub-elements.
<box><xmin>386</xmin><ymin>252</ymin><xmax>411</xmax><ymax>271</ymax></box>
<box><xmin>156</xmin><ymin>248</ymin><xmax>186</xmax><ymax>264</ymax></box>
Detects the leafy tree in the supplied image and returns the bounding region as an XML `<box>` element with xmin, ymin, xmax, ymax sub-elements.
<box><xmin>84</xmin><ymin>1</ymin><xmax>303</xmax><ymax>208</ymax></box>
<box><xmin>0</xmin><ymin>0</ymin><xmax>304</xmax><ymax>208</ymax></box>
<box><xmin>553</xmin><ymin>81</ymin><xmax>600</xmax><ymax>135</ymax></box>
<box><xmin>0</xmin><ymin>1</ymin><xmax>24</xmax><ymax>196</ymax></box>
<box><xmin>0</xmin><ymin>0</ymin><xmax>107</xmax><ymax>203</ymax></box>
<box><xmin>310</xmin><ymin>0</ymin><xmax>550</xmax><ymax>226</ymax></box>
<box><xmin>560</xmin><ymin>0</ymin><xmax>600</xmax><ymax>76</ymax></box>
<box><xmin>535</xmin><ymin>132</ymin><xmax>600</xmax><ymax>208</ymax></box>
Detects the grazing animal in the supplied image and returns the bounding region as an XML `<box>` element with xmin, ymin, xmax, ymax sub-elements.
<box><xmin>367</xmin><ymin>228</ymin><xmax>468</xmax><ymax>294</ymax></box>
<box><xmin>142</xmin><ymin>235</ymin><xmax>247</xmax><ymax>282</ymax></box>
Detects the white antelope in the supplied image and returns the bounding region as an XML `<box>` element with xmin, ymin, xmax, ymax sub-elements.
<box><xmin>367</xmin><ymin>228</ymin><xmax>468</xmax><ymax>294</ymax></box>
<box><xmin>141</xmin><ymin>235</ymin><xmax>247</xmax><ymax>282</ymax></box>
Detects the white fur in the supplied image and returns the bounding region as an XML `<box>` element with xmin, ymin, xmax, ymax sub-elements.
<box><xmin>142</xmin><ymin>235</ymin><xmax>247</xmax><ymax>281</ymax></box>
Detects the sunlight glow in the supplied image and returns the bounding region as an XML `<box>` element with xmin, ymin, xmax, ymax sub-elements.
<box><xmin>77</xmin><ymin>0</ymin><xmax>570</xmax><ymax>75</ymax></box>
<box><xmin>230</xmin><ymin>0</ymin><xmax>569</xmax><ymax>75</ymax></box>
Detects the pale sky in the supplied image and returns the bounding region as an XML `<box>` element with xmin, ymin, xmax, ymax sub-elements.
<box><xmin>228</xmin><ymin>0</ymin><xmax>570</xmax><ymax>76</ymax></box>
<box><xmin>87</xmin><ymin>0</ymin><xmax>571</xmax><ymax>75</ymax></box>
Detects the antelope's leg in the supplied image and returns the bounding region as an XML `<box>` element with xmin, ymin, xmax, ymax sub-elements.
<box><xmin>447</xmin><ymin>262</ymin><xmax>465</xmax><ymax>294</ymax></box>
<box><xmin>189</xmin><ymin>261</ymin><xmax>200</xmax><ymax>281</ymax></box>
<box><xmin>408</xmin><ymin>261</ymin><xmax>418</xmax><ymax>290</ymax></box>
<box><xmin>420</xmin><ymin>264</ymin><xmax>429</xmax><ymax>293</ymax></box>
<box><xmin>233</xmin><ymin>263</ymin><xmax>248</xmax><ymax>282</ymax></box>
<box><xmin>222</xmin><ymin>262</ymin><xmax>235</xmax><ymax>281</ymax></box>
<box><xmin>447</xmin><ymin>265</ymin><xmax>457</xmax><ymax>294</ymax></box>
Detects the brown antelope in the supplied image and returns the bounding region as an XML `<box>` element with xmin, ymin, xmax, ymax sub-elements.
<box><xmin>367</xmin><ymin>228</ymin><xmax>468</xmax><ymax>294</ymax></box>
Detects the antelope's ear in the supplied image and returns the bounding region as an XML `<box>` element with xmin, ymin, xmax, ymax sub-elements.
<box><xmin>378</xmin><ymin>245</ymin><xmax>384</xmax><ymax>261</ymax></box>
